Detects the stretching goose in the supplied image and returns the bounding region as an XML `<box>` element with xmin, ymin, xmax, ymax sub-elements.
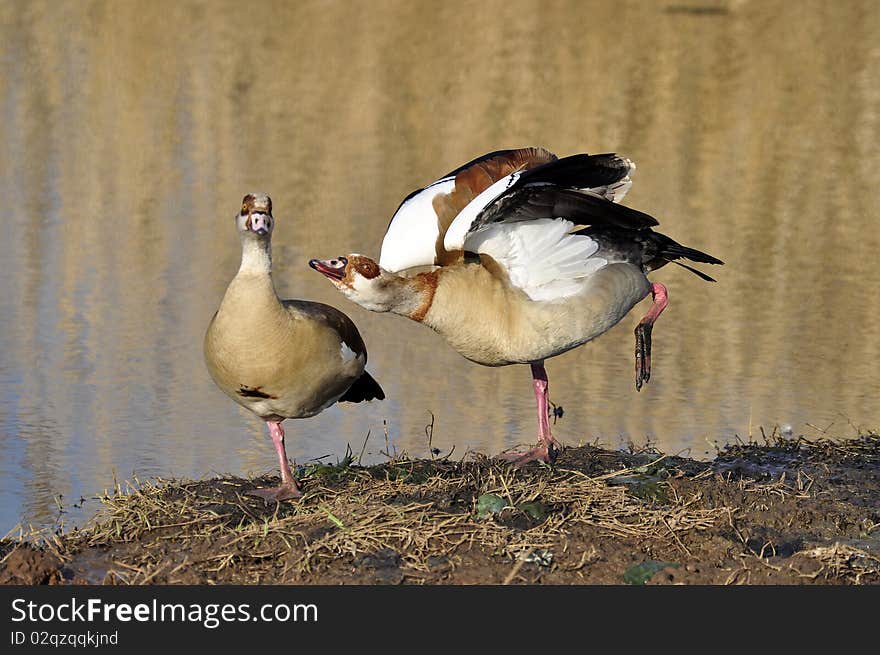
<box><xmin>205</xmin><ymin>193</ymin><xmax>384</xmax><ymax>500</ymax></box>
<box><xmin>310</xmin><ymin>148</ymin><xmax>721</xmax><ymax>465</ymax></box>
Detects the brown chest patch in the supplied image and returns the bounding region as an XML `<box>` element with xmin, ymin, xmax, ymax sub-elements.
<box><xmin>407</xmin><ymin>271</ymin><xmax>439</xmax><ymax>323</ymax></box>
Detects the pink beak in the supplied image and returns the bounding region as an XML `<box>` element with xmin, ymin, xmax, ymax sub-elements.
<box><xmin>309</xmin><ymin>257</ymin><xmax>347</xmax><ymax>280</ymax></box>
<box><xmin>249</xmin><ymin>212</ymin><xmax>271</xmax><ymax>236</ymax></box>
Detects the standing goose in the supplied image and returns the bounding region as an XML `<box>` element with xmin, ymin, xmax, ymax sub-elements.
<box><xmin>309</xmin><ymin>148</ymin><xmax>721</xmax><ymax>465</ymax></box>
<box><xmin>205</xmin><ymin>193</ymin><xmax>384</xmax><ymax>501</ymax></box>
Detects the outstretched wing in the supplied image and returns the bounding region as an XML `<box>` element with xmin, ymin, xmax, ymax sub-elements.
<box><xmin>440</xmin><ymin>154</ymin><xmax>655</xmax><ymax>302</ymax></box>
<box><xmin>379</xmin><ymin>148</ymin><xmax>557</xmax><ymax>272</ymax></box>
<box><xmin>443</xmin><ymin>154</ymin><xmax>649</xmax><ymax>252</ymax></box>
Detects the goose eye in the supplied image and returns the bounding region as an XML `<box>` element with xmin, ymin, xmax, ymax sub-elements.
<box><xmin>241</xmin><ymin>204</ymin><xmax>248</xmax><ymax>214</ymax></box>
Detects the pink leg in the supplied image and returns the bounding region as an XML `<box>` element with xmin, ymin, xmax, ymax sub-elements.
<box><xmin>248</xmin><ymin>420</ymin><xmax>302</xmax><ymax>502</ymax></box>
<box><xmin>499</xmin><ymin>362</ymin><xmax>560</xmax><ymax>466</ymax></box>
<box><xmin>635</xmin><ymin>282</ymin><xmax>668</xmax><ymax>391</ymax></box>
<box><xmin>533</xmin><ymin>363</ymin><xmax>552</xmax><ymax>445</ymax></box>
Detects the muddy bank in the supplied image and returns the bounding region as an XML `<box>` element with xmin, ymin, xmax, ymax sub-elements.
<box><xmin>2</xmin><ymin>433</ymin><xmax>878</xmax><ymax>585</ymax></box>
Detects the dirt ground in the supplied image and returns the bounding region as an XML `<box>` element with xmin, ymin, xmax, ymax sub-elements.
<box><xmin>2</xmin><ymin>432</ymin><xmax>878</xmax><ymax>585</ymax></box>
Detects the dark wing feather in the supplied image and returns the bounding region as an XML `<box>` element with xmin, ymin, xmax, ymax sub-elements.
<box><xmin>442</xmin><ymin>152</ymin><xmax>723</xmax><ymax>284</ymax></box>
<box><xmin>471</xmin><ymin>187</ymin><xmax>659</xmax><ymax>235</ymax></box>
<box><xmin>512</xmin><ymin>153</ymin><xmax>635</xmax><ymax>190</ymax></box>
<box><xmin>449</xmin><ymin>153</ymin><xmax>648</xmax><ymax>243</ymax></box>
<box><xmin>338</xmin><ymin>371</ymin><xmax>385</xmax><ymax>403</ymax></box>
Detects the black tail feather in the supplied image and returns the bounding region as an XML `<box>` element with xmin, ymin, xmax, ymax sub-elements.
<box><xmin>660</xmin><ymin>240</ymin><xmax>724</xmax><ymax>266</ymax></box>
<box><xmin>338</xmin><ymin>371</ymin><xmax>385</xmax><ymax>403</ymax></box>
<box><xmin>652</xmin><ymin>233</ymin><xmax>723</xmax><ymax>282</ymax></box>
<box><xmin>673</xmin><ymin>260</ymin><xmax>717</xmax><ymax>282</ymax></box>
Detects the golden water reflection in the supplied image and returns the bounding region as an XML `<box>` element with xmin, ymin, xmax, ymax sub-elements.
<box><xmin>1</xmin><ymin>0</ymin><xmax>878</xmax><ymax>532</ymax></box>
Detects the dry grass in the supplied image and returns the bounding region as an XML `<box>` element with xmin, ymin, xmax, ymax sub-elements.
<box><xmin>56</xmin><ymin>457</ymin><xmax>725</xmax><ymax>584</ymax></box>
<box><xmin>3</xmin><ymin>433</ymin><xmax>876</xmax><ymax>585</ymax></box>
<box><xmin>796</xmin><ymin>543</ymin><xmax>880</xmax><ymax>584</ymax></box>
<box><xmin>719</xmin><ymin>429</ymin><xmax>880</xmax><ymax>467</ymax></box>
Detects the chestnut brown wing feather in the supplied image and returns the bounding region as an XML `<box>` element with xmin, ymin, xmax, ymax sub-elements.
<box><xmin>431</xmin><ymin>147</ymin><xmax>558</xmax><ymax>264</ymax></box>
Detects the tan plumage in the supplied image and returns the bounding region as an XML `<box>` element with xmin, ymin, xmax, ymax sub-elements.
<box><xmin>415</xmin><ymin>260</ymin><xmax>650</xmax><ymax>366</ymax></box>
<box><xmin>204</xmin><ymin>277</ymin><xmax>370</xmax><ymax>418</ymax></box>
<box><xmin>205</xmin><ymin>193</ymin><xmax>383</xmax><ymax>501</ymax></box>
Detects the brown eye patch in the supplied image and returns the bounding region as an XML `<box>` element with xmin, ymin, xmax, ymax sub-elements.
<box><xmin>355</xmin><ymin>259</ymin><xmax>380</xmax><ymax>279</ymax></box>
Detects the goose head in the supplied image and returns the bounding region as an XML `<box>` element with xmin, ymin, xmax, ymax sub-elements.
<box><xmin>237</xmin><ymin>193</ymin><xmax>274</xmax><ymax>241</ymax></box>
<box><xmin>309</xmin><ymin>254</ymin><xmax>397</xmax><ymax>313</ymax></box>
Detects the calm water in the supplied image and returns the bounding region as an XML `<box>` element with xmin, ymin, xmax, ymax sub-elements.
<box><xmin>1</xmin><ymin>0</ymin><xmax>878</xmax><ymax>535</ymax></box>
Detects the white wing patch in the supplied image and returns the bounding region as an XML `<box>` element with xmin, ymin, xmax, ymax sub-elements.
<box><xmin>340</xmin><ymin>341</ymin><xmax>359</xmax><ymax>363</ymax></box>
<box><xmin>442</xmin><ymin>172</ymin><xmax>521</xmax><ymax>253</ymax></box>
<box><xmin>379</xmin><ymin>178</ymin><xmax>455</xmax><ymax>272</ymax></box>
<box><xmin>464</xmin><ymin>218</ymin><xmax>607</xmax><ymax>302</ymax></box>
<box><xmin>602</xmin><ymin>158</ymin><xmax>635</xmax><ymax>203</ymax></box>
